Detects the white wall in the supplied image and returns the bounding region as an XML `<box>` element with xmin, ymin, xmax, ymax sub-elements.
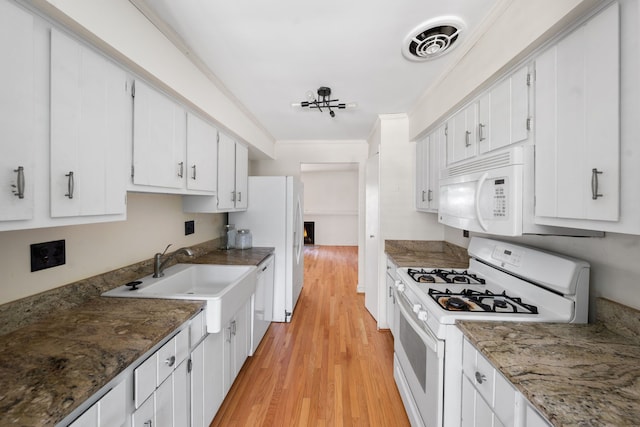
<box><xmin>301</xmin><ymin>169</ymin><xmax>358</xmax><ymax>246</ymax></box>
<box><xmin>0</xmin><ymin>193</ymin><xmax>224</xmax><ymax>305</ymax></box>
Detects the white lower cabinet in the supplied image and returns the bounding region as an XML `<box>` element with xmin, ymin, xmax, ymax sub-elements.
<box><xmin>223</xmin><ymin>299</ymin><xmax>250</xmax><ymax>395</ymax></box>
<box><xmin>68</xmin><ymin>380</ymin><xmax>127</xmax><ymax>427</ymax></box>
<box><xmin>461</xmin><ymin>338</ymin><xmax>524</xmax><ymax>427</ymax></box>
<box><xmin>191</xmin><ymin>331</ymin><xmax>224</xmax><ymax>427</ymax></box>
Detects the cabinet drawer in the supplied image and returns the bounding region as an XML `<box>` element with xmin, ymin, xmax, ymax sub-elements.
<box><xmin>462</xmin><ymin>339</ymin><xmax>495</xmax><ymax>406</ymax></box>
<box><xmin>158</xmin><ymin>328</ymin><xmax>189</xmax><ymax>385</ymax></box>
<box><xmin>494</xmin><ymin>369</ymin><xmax>517</xmax><ymax>426</ymax></box>
<box><xmin>99</xmin><ymin>379</ymin><xmax>127</xmax><ymax>427</ymax></box>
<box><xmin>134</xmin><ymin>353</ymin><xmax>157</xmax><ymax>408</ymax></box>
<box><xmin>189</xmin><ymin>310</ymin><xmax>206</xmax><ymax>348</ymax></box>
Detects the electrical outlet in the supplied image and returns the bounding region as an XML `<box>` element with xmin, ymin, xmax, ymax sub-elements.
<box><xmin>185</xmin><ymin>220</ymin><xmax>195</xmax><ymax>235</ymax></box>
<box><xmin>31</xmin><ymin>240</ymin><xmax>65</xmax><ymax>272</ymax></box>
<box><xmin>463</xmin><ymin>230</ymin><xmax>469</xmax><ymax>238</ymax></box>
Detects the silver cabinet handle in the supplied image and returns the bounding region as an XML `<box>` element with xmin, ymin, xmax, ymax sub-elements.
<box><xmin>231</xmin><ymin>320</ymin><xmax>237</xmax><ymax>336</ymax></box>
<box><xmin>465</xmin><ymin>130</ymin><xmax>472</xmax><ymax>147</ymax></box>
<box><xmin>144</xmin><ymin>420</ymin><xmax>152</xmax><ymax>427</ymax></box>
<box><xmin>178</xmin><ymin>162</ymin><xmax>184</xmax><ymax>178</ymax></box>
<box><xmin>475</xmin><ymin>371</ymin><xmax>486</xmax><ymax>384</ymax></box>
<box><xmin>231</xmin><ymin>190</ymin><xmax>236</xmax><ymax>202</ymax></box>
<box><xmin>478</xmin><ymin>123</ymin><xmax>486</xmax><ymax>141</ymax></box>
<box><xmin>421</xmin><ymin>190</ymin><xmax>426</xmax><ymax>202</ymax></box>
<box><xmin>591</xmin><ymin>168</ymin><xmax>603</xmax><ymax>200</ymax></box>
<box><xmin>427</xmin><ymin>189</ymin><xmax>433</xmax><ymax>202</ymax></box>
<box><xmin>191</xmin><ymin>164</ymin><xmax>196</xmax><ymax>180</ymax></box>
<box><xmin>237</xmin><ymin>191</ymin><xmax>242</xmax><ymax>202</ymax></box>
<box><xmin>65</xmin><ymin>171</ymin><xmax>74</xmax><ymax>199</ymax></box>
<box><xmin>12</xmin><ymin>166</ymin><xmax>25</xmax><ymax>199</ymax></box>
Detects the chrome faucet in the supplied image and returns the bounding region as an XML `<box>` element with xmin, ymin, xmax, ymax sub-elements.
<box><xmin>153</xmin><ymin>244</ymin><xmax>194</xmax><ymax>278</ymax></box>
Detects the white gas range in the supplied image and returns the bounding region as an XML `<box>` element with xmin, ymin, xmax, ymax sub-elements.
<box><xmin>392</xmin><ymin>237</ymin><xmax>590</xmax><ymax>427</ymax></box>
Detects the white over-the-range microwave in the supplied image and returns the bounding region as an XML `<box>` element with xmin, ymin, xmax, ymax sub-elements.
<box><xmin>438</xmin><ymin>145</ymin><xmax>601</xmax><ymax>237</ymax></box>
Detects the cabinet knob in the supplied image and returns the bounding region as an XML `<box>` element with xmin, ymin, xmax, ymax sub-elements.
<box><xmin>475</xmin><ymin>371</ymin><xmax>487</xmax><ymax>384</ymax></box>
<box><xmin>164</xmin><ymin>355</ymin><xmax>176</xmax><ymax>367</ymax></box>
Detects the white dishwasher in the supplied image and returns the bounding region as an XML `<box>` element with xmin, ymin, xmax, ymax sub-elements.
<box><xmin>251</xmin><ymin>254</ymin><xmax>274</xmax><ymax>355</ymax></box>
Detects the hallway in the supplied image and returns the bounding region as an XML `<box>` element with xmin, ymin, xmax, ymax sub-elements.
<box><xmin>211</xmin><ymin>245</ymin><xmax>410</xmax><ymax>426</ymax></box>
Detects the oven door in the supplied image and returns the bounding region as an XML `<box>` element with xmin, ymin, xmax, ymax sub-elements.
<box><xmin>394</xmin><ymin>288</ymin><xmax>444</xmax><ymax>427</ymax></box>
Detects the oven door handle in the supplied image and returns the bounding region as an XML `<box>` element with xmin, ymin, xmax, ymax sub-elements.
<box><xmin>396</xmin><ymin>291</ymin><xmax>443</xmax><ymax>357</ymax></box>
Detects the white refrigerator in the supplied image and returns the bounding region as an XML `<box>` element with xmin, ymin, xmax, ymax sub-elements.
<box><xmin>230</xmin><ymin>176</ymin><xmax>304</xmax><ymax>322</ymax></box>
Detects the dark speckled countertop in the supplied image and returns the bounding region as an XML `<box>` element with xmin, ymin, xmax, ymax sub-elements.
<box><xmin>457</xmin><ymin>298</ymin><xmax>640</xmax><ymax>426</ymax></box>
<box><xmin>0</xmin><ymin>242</ymin><xmax>274</xmax><ymax>426</ymax></box>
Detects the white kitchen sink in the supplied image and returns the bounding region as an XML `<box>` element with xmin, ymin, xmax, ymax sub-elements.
<box><xmin>102</xmin><ymin>263</ymin><xmax>257</xmax><ymax>333</ymax></box>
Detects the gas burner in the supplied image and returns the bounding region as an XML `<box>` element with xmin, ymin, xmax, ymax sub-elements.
<box><xmin>406</xmin><ymin>268</ymin><xmax>486</xmax><ymax>285</ymax></box>
<box><xmin>428</xmin><ymin>288</ymin><xmax>538</xmax><ymax>314</ymax></box>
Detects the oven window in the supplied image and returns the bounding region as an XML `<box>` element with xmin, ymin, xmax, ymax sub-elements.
<box><xmin>399</xmin><ymin>313</ymin><xmax>427</xmax><ymax>391</ymax></box>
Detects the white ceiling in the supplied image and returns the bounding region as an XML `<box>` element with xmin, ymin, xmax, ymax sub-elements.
<box><xmin>130</xmin><ymin>0</ymin><xmax>502</xmax><ymax>142</ymax></box>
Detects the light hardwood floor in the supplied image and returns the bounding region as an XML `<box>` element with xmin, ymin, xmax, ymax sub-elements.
<box><xmin>211</xmin><ymin>245</ymin><xmax>410</xmax><ymax>426</ymax></box>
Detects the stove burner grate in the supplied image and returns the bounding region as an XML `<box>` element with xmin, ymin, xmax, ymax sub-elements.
<box><xmin>407</xmin><ymin>268</ymin><xmax>486</xmax><ymax>285</ymax></box>
<box><xmin>428</xmin><ymin>288</ymin><xmax>538</xmax><ymax>314</ymax></box>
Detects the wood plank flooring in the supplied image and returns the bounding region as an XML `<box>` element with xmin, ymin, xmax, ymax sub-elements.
<box><xmin>211</xmin><ymin>245</ymin><xmax>410</xmax><ymax>426</ymax></box>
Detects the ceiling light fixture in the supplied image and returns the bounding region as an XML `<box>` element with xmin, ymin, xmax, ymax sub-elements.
<box><xmin>291</xmin><ymin>87</ymin><xmax>357</xmax><ymax>118</ymax></box>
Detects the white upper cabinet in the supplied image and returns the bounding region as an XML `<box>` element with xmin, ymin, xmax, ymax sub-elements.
<box><xmin>478</xmin><ymin>66</ymin><xmax>530</xmax><ymax>155</ymax></box>
<box><xmin>446</xmin><ymin>102</ymin><xmax>477</xmax><ymax>165</ymax></box>
<box><xmin>132</xmin><ymin>79</ymin><xmax>187</xmax><ymax>191</ymax></box>
<box><xmin>214</xmin><ymin>133</ymin><xmax>248</xmax><ymax>211</ymax></box>
<box><xmin>534</xmin><ymin>2</ymin><xmax>620</xmax><ymax>223</ymax></box>
<box><xmin>0</xmin><ymin>0</ymin><xmax>34</xmax><ymax>222</ymax></box>
<box><xmin>50</xmin><ymin>29</ymin><xmax>128</xmax><ymax>218</ymax></box>
<box><xmin>416</xmin><ymin>124</ymin><xmax>444</xmax><ymax>212</ymax></box>
<box><xmin>186</xmin><ymin>112</ymin><xmax>217</xmax><ymax>193</ymax></box>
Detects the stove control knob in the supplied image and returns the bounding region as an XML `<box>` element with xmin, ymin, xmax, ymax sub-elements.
<box><xmin>412</xmin><ymin>304</ymin><xmax>422</xmax><ymax>313</ymax></box>
<box><xmin>418</xmin><ymin>310</ymin><xmax>428</xmax><ymax>321</ymax></box>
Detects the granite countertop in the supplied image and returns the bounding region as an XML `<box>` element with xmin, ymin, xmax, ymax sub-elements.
<box><xmin>385</xmin><ymin>240</ymin><xmax>469</xmax><ymax>268</ymax></box>
<box><xmin>457</xmin><ymin>299</ymin><xmax>640</xmax><ymax>426</ymax></box>
<box><xmin>0</xmin><ymin>244</ymin><xmax>274</xmax><ymax>426</ymax></box>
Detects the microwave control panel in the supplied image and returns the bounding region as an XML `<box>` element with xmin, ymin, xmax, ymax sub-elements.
<box><xmin>492</xmin><ymin>178</ymin><xmax>507</xmax><ymax>218</ymax></box>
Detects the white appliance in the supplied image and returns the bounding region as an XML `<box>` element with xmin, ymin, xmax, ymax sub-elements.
<box><xmin>438</xmin><ymin>145</ymin><xmax>600</xmax><ymax>237</ymax></box>
<box><xmin>392</xmin><ymin>237</ymin><xmax>590</xmax><ymax>427</ymax></box>
<box><xmin>230</xmin><ymin>176</ymin><xmax>304</xmax><ymax>322</ymax></box>
<box><xmin>251</xmin><ymin>253</ymin><xmax>274</xmax><ymax>355</ymax></box>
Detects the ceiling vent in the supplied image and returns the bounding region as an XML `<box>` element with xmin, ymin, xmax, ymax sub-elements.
<box><xmin>402</xmin><ymin>17</ymin><xmax>465</xmax><ymax>61</ymax></box>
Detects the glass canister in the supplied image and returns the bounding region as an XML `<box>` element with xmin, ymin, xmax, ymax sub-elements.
<box><xmin>235</xmin><ymin>229</ymin><xmax>253</xmax><ymax>249</ymax></box>
<box><xmin>222</xmin><ymin>224</ymin><xmax>236</xmax><ymax>249</ymax></box>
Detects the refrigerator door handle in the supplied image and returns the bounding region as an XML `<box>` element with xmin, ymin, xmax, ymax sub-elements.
<box><xmin>295</xmin><ymin>195</ymin><xmax>303</xmax><ymax>262</ymax></box>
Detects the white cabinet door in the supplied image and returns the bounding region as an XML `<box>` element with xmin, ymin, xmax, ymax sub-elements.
<box><xmin>217</xmin><ymin>133</ymin><xmax>248</xmax><ymax>210</ymax></box>
<box><xmin>416</xmin><ymin>126</ymin><xmax>443</xmax><ymax>212</ymax></box>
<box><xmin>415</xmin><ymin>137</ymin><xmax>430</xmax><ymax>211</ymax></box>
<box><xmin>478</xmin><ymin>66</ymin><xmax>530</xmax><ymax>155</ymax></box>
<box><xmin>447</xmin><ymin>103</ymin><xmax>477</xmax><ymax>164</ymax></box>
<box><xmin>535</xmin><ymin>2</ymin><xmax>619</xmax><ymax>222</ymax></box>
<box><xmin>132</xmin><ymin>395</ymin><xmax>154</xmax><ymax>427</ymax></box>
<box><xmin>186</xmin><ymin>112</ymin><xmax>217</xmax><ymax>193</ymax></box>
<box><xmin>203</xmin><ymin>332</ymin><xmax>224</xmax><ymax>424</ymax></box>
<box><xmin>190</xmin><ymin>339</ymin><xmax>205</xmax><ymax>427</ymax></box>
<box><xmin>217</xmin><ymin>132</ymin><xmax>236</xmax><ymax>210</ymax></box>
<box><xmin>132</xmin><ymin>79</ymin><xmax>186</xmax><ymax>190</ymax></box>
<box><xmin>223</xmin><ymin>300</ymin><xmax>250</xmax><ymax>395</ymax></box>
<box><xmin>235</xmin><ymin>143</ymin><xmax>249</xmax><ymax>209</ymax></box>
<box><xmin>50</xmin><ymin>29</ymin><xmax>128</xmax><ymax>218</ymax></box>
<box><xmin>0</xmin><ymin>0</ymin><xmax>34</xmax><ymax>222</ymax></box>
<box><xmin>155</xmin><ymin>375</ymin><xmax>173</xmax><ymax>427</ymax></box>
